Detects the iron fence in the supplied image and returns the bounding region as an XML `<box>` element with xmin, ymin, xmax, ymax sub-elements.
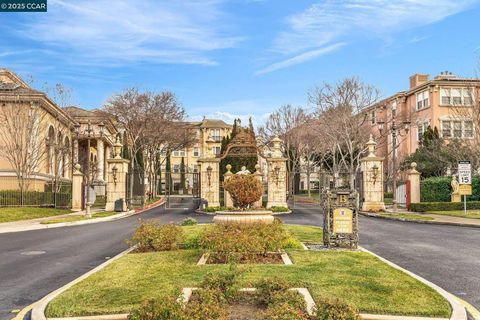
<box><xmin>0</xmin><ymin>176</ymin><xmax>72</xmax><ymax>208</ymax></box>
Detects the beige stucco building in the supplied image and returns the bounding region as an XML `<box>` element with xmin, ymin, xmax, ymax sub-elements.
<box><xmin>163</xmin><ymin>118</ymin><xmax>232</xmax><ymax>175</ymax></box>
<box><xmin>0</xmin><ymin>69</ymin><xmax>119</xmax><ymax>207</ymax></box>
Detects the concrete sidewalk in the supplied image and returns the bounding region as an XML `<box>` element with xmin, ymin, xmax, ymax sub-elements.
<box><xmin>361</xmin><ymin>210</ymin><xmax>480</xmax><ymax>228</ymax></box>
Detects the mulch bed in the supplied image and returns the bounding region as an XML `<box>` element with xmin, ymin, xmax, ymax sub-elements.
<box><xmin>206</xmin><ymin>252</ymin><xmax>285</xmax><ymax>264</ymax></box>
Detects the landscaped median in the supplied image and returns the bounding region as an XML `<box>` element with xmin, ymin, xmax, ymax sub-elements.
<box><xmin>40</xmin><ymin>211</ymin><xmax>119</xmax><ymax>224</ymax></box>
<box><xmin>41</xmin><ymin>222</ymin><xmax>453</xmax><ymax>320</ymax></box>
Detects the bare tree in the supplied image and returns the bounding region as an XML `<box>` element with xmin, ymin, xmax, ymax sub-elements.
<box><xmin>0</xmin><ymin>101</ymin><xmax>47</xmax><ymax>198</ymax></box>
<box><xmin>103</xmin><ymin>89</ymin><xmax>186</xmax><ymax>203</ymax></box>
<box><xmin>309</xmin><ymin>77</ymin><xmax>381</xmax><ymax>188</ymax></box>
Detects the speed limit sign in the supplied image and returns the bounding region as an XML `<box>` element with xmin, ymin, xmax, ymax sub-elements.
<box><xmin>458</xmin><ymin>161</ymin><xmax>472</xmax><ymax>185</ymax></box>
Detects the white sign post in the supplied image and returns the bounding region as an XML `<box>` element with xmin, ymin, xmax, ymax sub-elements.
<box><xmin>458</xmin><ymin>161</ymin><xmax>471</xmax><ymax>215</ymax></box>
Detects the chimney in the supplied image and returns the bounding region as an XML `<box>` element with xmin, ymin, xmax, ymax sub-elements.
<box><xmin>409</xmin><ymin>74</ymin><xmax>429</xmax><ymax>89</ymax></box>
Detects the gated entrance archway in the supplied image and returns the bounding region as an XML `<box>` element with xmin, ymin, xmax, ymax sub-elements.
<box><xmin>162</xmin><ymin>171</ymin><xmax>200</xmax><ymax>209</ymax></box>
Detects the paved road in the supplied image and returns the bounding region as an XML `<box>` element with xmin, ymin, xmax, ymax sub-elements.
<box><xmin>1</xmin><ymin>202</ymin><xmax>479</xmax><ymax>320</ymax></box>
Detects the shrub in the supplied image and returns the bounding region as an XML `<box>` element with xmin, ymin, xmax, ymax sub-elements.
<box><xmin>183</xmin><ymin>288</ymin><xmax>228</xmax><ymax>320</ymax></box>
<box><xmin>128</xmin><ymin>297</ymin><xmax>184</xmax><ymax>320</ymax></box>
<box><xmin>181</xmin><ymin>217</ymin><xmax>197</xmax><ymax>226</ymax></box>
<box><xmin>384</xmin><ymin>192</ymin><xmax>393</xmax><ymax>199</ymax></box>
<box><xmin>410</xmin><ymin>201</ymin><xmax>480</xmax><ymax>212</ymax></box>
<box><xmin>129</xmin><ymin>222</ymin><xmax>184</xmax><ymax>252</ymax></box>
<box><xmin>204</xmin><ymin>206</ymin><xmax>225</xmax><ymax>213</ymax></box>
<box><xmin>223</xmin><ymin>174</ymin><xmax>263</xmax><ymax>209</ymax></box>
<box><xmin>200</xmin><ymin>219</ymin><xmax>289</xmax><ymax>263</ymax></box>
<box><xmin>420</xmin><ymin>176</ymin><xmax>480</xmax><ymax>202</ymax></box>
<box><xmin>259</xmin><ymin>302</ymin><xmax>309</xmax><ymax>320</ymax></box>
<box><xmin>255</xmin><ymin>278</ymin><xmax>290</xmax><ymax>306</ymax></box>
<box><xmin>315</xmin><ymin>298</ymin><xmax>361</xmax><ymax>320</ymax></box>
<box><xmin>270</xmin><ymin>206</ymin><xmax>289</xmax><ymax>213</ymax></box>
<box><xmin>201</xmin><ymin>265</ymin><xmax>242</xmax><ymax>301</ymax></box>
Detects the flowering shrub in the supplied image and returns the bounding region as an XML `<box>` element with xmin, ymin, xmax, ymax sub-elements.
<box><xmin>315</xmin><ymin>298</ymin><xmax>361</xmax><ymax>320</ymax></box>
<box><xmin>183</xmin><ymin>288</ymin><xmax>228</xmax><ymax>320</ymax></box>
<box><xmin>181</xmin><ymin>217</ymin><xmax>198</xmax><ymax>226</ymax></box>
<box><xmin>199</xmin><ymin>219</ymin><xmax>289</xmax><ymax>263</ymax></box>
<box><xmin>129</xmin><ymin>221</ymin><xmax>184</xmax><ymax>252</ymax></box>
<box><xmin>223</xmin><ymin>174</ymin><xmax>263</xmax><ymax>209</ymax></box>
<box><xmin>128</xmin><ymin>297</ymin><xmax>183</xmax><ymax>320</ymax></box>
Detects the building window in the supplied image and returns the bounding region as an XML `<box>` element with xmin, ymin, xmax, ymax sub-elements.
<box><xmin>212</xmin><ymin>146</ymin><xmax>221</xmax><ymax>155</ymax></box>
<box><xmin>416</xmin><ymin>90</ymin><xmax>429</xmax><ymax>110</ymax></box>
<box><xmin>192</xmin><ymin>147</ymin><xmax>200</xmax><ymax>157</ymax></box>
<box><xmin>417</xmin><ymin>122</ymin><xmax>429</xmax><ymax>141</ymax></box>
<box><xmin>391</xmin><ymin>100</ymin><xmax>397</xmax><ymax>118</ymax></box>
<box><xmin>441</xmin><ymin>120</ymin><xmax>474</xmax><ymax>138</ymax></box>
<box><xmin>370</xmin><ymin>110</ymin><xmax>376</xmax><ymax>124</ymax></box>
<box><xmin>173</xmin><ymin>164</ymin><xmax>180</xmax><ymax>173</ymax></box>
<box><xmin>193</xmin><ymin>164</ymin><xmax>199</xmax><ymax>173</ymax></box>
<box><xmin>442</xmin><ymin>121</ymin><xmax>451</xmax><ymax>138</ymax></box>
<box><xmin>210</xmin><ymin>129</ymin><xmax>221</xmax><ymax>142</ymax></box>
<box><xmin>172</xmin><ymin>149</ymin><xmax>186</xmax><ymax>157</ymax></box>
<box><xmin>440</xmin><ymin>87</ymin><xmax>474</xmax><ymax>106</ymax></box>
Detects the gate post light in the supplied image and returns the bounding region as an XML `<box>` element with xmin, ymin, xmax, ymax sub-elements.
<box><xmin>371</xmin><ymin>164</ymin><xmax>379</xmax><ymax>184</ymax></box>
<box><xmin>207</xmin><ymin>165</ymin><xmax>212</xmax><ymax>187</ymax></box>
<box><xmin>273</xmin><ymin>165</ymin><xmax>280</xmax><ymax>185</ymax></box>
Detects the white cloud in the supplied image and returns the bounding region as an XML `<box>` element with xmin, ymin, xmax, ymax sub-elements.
<box><xmin>16</xmin><ymin>0</ymin><xmax>243</xmax><ymax>66</ymax></box>
<box><xmin>255</xmin><ymin>43</ymin><xmax>345</xmax><ymax>75</ymax></box>
<box><xmin>258</xmin><ymin>0</ymin><xmax>479</xmax><ymax>74</ymax></box>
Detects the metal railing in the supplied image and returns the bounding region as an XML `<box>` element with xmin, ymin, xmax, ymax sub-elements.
<box><xmin>0</xmin><ymin>176</ymin><xmax>72</xmax><ymax>208</ymax></box>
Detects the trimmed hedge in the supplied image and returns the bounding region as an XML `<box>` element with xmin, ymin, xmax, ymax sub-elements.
<box><xmin>410</xmin><ymin>201</ymin><xmax>480</xmax><ymax>212</ymax></box>
<box><xmin>421</xmin><ymin>176</ymin><xmax>480</xmax><ymax>202</ymax></box>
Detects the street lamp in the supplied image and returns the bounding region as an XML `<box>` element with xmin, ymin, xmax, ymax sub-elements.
<box><xmin>206</xmin><ymin>165</ymin><xmax>212</xmax><ymax>187</ymax></box>
<box><xmin>378</xmin><ymin>117</ymin><xmax>411</xmax><ymax>212</ymax></box>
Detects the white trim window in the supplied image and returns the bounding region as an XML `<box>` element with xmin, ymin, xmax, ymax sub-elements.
<box><xmin>417</xmin><ymin>122</ymin><xmax>430</xmax><ymax>141</ymax></box>
<box><xmin>416</xmin><ymin>90</ymin><xmax>429</xmax><ymax>110</ymax></box>
<box><xmin>192</xmin><ymin>147</ymin><xmax>200</xmax><ymax>157</ymax></box>
<box><xmin>212</xmin><ymin>146</ymin><xmax>221</xmax><ymax>155</ymax></box>
<box><xmin>441</xmin><ymin>120</ymin><xmax>474</xmax><ymax>138</ymax></box>
<box><xmin>440</xmin><ymin>87</ymin><xmax>474</xmax><ymax>106</ymax></box>
<box><xmin>172</xmin><ymin>149</ymin><xmax>186</xmax><ymax>157</ymax></box>
<box><xmin>192</xmin><ymin>164</ymin><xmax>199</xmax><ymax>173</ymax></box>
<box><xmin>173</xmin><ymin>164</ymin><xmax>180</xmax><ymax>173</ymax></box>
<box><xmin>210</xmin><ymin>129</ymin><xmax>222</xmax><ymax>142</ymax></box>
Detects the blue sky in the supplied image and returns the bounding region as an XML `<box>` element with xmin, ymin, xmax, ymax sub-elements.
<box><xmin>1</xmin><ymin>0</ymin><xmax>480</xmax><ymax>125</ymax></box>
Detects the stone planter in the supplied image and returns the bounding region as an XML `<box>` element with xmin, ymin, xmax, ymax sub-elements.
<box><xmin>213</xmin><ymin>210</ymin><xmax>274</xmax><ymax>224</ymax></box>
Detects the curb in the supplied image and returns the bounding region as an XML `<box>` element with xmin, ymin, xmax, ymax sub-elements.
<box><xmin>359</xmin><ymin>211</ymin><xmax>480</xmax><ymax>229</ymax></box>
<box><xmin>359</xmin><ymin>246</ymin><xmax>467</xmax><ymax>320</ymax></box>
<box><xmin>31</xmin><ymin>246</ymin><xmax>136</xmax><ymax>320</ymax></box>
<box><xmin>195</xmin><ymin>209</ymin><xmax>292</xmax><ymax>215</ymax></box>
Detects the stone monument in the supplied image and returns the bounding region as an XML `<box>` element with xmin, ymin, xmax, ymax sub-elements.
<box><xmin>266</xmin><ymin>136</ymin><xmax>288</xmax><ymax>209</ymax></box>
<box><xmin>323</xmin><ymin>189</ymin><xmax>358</xmax><ymax>249</ymax></box>
<box><xmin>451</xmin><ymin>175</ymin><xmax>461</xmax><ymax>203</ymax></box>
<box><xmin>360</xmin><ymin>135</ymin><xmax>386</xmax><ymax>212</ymax></box>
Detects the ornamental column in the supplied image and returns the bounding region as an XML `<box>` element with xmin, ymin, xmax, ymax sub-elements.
<box><xmin>360</xmin><ymin>135</ymin><xmax>386</xmax><ymax>212</ymax></box>
<box><xmin>198</xmin><ymin>157</ymin><xmax>220</xmax><ymax>207</ymax></box>
<box><xmin>71</xmin><ymin>164</ymin><xmax>83</xmax><ymax>211</ymax></box>
<box><xmin>73</xmin><ymin>138</ymin><xmax>79</xmax><ymax>165</ymax></box>
<box><xmin>105</xmin><ymin>140</ymin><xmax>130</xmax><ymax>212</ymax></box>
<box><xmin>224</xmin><ymin>164</ymin><xmax>233</xmax><ymax>208</ymax></box>
<box><xmin>407</xmin><ymin>162</ymin><xmax>421</xmax><ymax>206</ymax></box>
<box><xmin>266</xmin><ymin>136</ymin><xmax>288</xmax><ymax>209</ymax></box>
<box><xmin>97</xmin><ymin>139</ymin><xmax>105</xmax><ymax>182</ymax></box>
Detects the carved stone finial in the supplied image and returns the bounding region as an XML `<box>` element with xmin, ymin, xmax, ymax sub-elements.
<box><xmin>366</xmin><ymin>135</ymin><xmax>376</xmax><ymax>157</ymax></box>
<box><xmin>255</xmin><ymin>164</ymin><xmax>261</xmax><ymax>173</ymax></box>
<box><xmin>74</xmin><ymin>163</ymin><xmax>82</xmax><ymax>173</ymax></box>
<box><xmin>271</xmin><ymin>136</ymin><xmax>283</xmax><ymax>158</ymax></box>
<box><xmin>225</xmin><ymin>164</ymin><xmax>232</xmax><ymax>174</ymax></box>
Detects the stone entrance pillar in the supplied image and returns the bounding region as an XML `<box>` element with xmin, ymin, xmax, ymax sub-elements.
<box><xmin>407</xmin><ymin>162</ymin><xmax>421</xmax><ymax>205</ymax></box>
<box><xmin>71</xmin><ymin>164</ymin><xmax>83</xmax><ymax>211</ymax></box>
<box><xmin>266</xmin><ymin>137</ymin><xmax>288</xmax><ymax>209</ymax></box>
<box><xmin>96</xmin><ymin>139</ymin><xmax>105</xmax><ymax>182</ymax></box>
<box><xmin>360</xmin><ymin>135</ymin><xmax>386</xmax><ymax>212</ymax></box>
<box><xmin>105</xmin><ymin>141</ymin><xmax>130</xmax><ymax>212</ymax></box>
<box><xmin>224</xmin><ymin>165</ymin><xmax>233</xmax><ymax>208</ymax></box>
<box><xmin>198</xmin><ymin>157</ymin><xmax>220</xmax><ymax>207</ymax></box>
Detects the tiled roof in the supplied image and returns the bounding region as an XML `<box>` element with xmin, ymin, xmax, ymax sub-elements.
<box><xmin>63</xmin><ymin>106</ymin><xmax>102</xmax><ymax>118</ymax></box>
<box><xmin>197</xmin><ymin>118</ymin><xmax>232</xmax><ymax>128</ymax></box>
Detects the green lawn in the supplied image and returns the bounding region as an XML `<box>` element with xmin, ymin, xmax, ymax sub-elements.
<box><xmin>40</xmin><ymin>211</ymin><xmax>118</xmax><ymax>224</ymax></box>
<box><xmin>427</xmin><ymin>210</ymin><xmax>480</xmax><ymax>219</ymax></box>
<box><xmin>379</xmin><ymin>213</ymin><xmax>434</xmax><ymax>221</ymax></box>
<box><xmin>46</xmin><ymin>225</ymin><xmax>450</xmax><ymax>318</ymax></box>
<box><xmin>283</xmin><ymin>224</ymin><xmax>323</xmax><ymax>242</ymax></box>
<box><xmin>0</xmin><ymin>207</ymin><xmax>71</xmax><ymax>223</ymax></box>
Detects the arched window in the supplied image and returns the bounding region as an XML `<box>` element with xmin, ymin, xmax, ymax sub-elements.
<box><xmin>46</xmin><ymin>126</ymin><xmax>55</xmax><ymax>174</ymax></box>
